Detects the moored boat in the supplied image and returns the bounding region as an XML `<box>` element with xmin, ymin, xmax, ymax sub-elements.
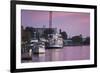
<box><xmin>47</xmin><ymin>33</ymin><xmax>63</xmax><ymax>48</ymax></box>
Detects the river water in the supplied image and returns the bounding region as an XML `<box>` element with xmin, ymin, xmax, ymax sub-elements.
<box><xmin>30</xmin><ymin>46</ymin><xmax>90</xmax><ymax>62</ymax></box>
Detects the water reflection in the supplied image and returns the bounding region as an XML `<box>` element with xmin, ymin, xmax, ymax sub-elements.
<box><xmin>22</xmin><ymin>46</ymin><xmax>90</xmax><ymax>63</ymax></box>
<box><xmin>45</xmin><ymin>49</ymin><xmax>62</xmax><ymax>61</ymax></box>
<box><xmin>32</xmin><ymin>54</ymin><xmax>45</xmax><ymax>62</ymax></box>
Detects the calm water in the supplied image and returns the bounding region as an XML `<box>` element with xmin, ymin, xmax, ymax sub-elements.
<box><xmin>30</xmin><ymin>46</ymin><xmax>90</xmax><ymax>62</ymax></box>
<box><xmin>22</xmin><ymin>46</ymin><xmax>90</xmax><ymax>63</ymax></box>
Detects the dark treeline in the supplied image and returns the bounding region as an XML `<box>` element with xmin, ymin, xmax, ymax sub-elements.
<box><xmin>21</xmin><ymin>26</ymin><xmax>33</xmax><ymax>42</ymax></box>
<box><xmin>59</xmin><ymin>29</ymin><xmax>90</xmax><ymax>45</ymax></box>
<box><xmin>71</xmin><ymin>35</ymin><xmax>90</xmax><ymax>45</ymax></box>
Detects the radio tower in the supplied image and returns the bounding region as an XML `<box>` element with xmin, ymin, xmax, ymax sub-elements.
<box><xmin>49</xmin><ymin>11</ymin><xmax>52</xmax><ymax>28</ymax></box>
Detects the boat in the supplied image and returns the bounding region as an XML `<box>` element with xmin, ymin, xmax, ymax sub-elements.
<box><xmin>33</xmin><ymin>42</ymin><xmax>45</xmax><ymax>54</ymax></box>
<box><xmin>47</xmin><ymin>33</ymin><xmax>63</xmax><ymax>48</ymax></box>
<box><xmin>29</xmin><ymin>39</ymin><xmax>45</xmax><ymax>54</ymax></box>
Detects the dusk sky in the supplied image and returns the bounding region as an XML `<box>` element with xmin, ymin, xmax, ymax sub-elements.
<box><xmin>21</xmin><ymin>10</ymin><xmax>90</xmax><ymax>38</ymax></box>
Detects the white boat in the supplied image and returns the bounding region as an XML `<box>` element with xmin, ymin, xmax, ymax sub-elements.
<box><xmin>33</xmin><ymin>42</ymin><xmax>45</xmax><ymax>54</ymax></box>
<box><xmin>47</xmin><ymin>33</ymin><xmax>63</xmax><ymax>48</ymax></box>
<box><xmin>29</xmin><ymin>39</ymin><xmax>45</xmax><ymax>54</ymax></box>
<box><xmin>36</xmin><ymin>42</ymin><xmax>45</xmax><ymax>53</ymax></box>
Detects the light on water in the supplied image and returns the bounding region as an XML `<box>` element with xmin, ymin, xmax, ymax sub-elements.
<box><xmin>22</xmin><ymin>46</ymin><xmax>90</xmax><ymax>63</ymax></box>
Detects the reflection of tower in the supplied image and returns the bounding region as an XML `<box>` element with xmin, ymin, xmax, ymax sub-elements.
<box><xmin>49</xmin><ymin>11</ymin><xmax>52</xmax><ymax>28</ymax></box>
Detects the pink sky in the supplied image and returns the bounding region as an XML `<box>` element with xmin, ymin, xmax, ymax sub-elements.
<box><xmin>21</xmin><ymin>10</ymin><xmax>90</xmax><ymax>38</ymax></box>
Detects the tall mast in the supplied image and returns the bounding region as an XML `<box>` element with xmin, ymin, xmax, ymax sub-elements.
<box><xmin>49</xmin><ymin>11</ymin><xmax>52</xmax><ymax>28</ymax></box>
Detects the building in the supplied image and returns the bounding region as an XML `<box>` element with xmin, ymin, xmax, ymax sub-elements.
<box><xmin>32</xmin><ymin>28</ymin><xmax>57</xmax><ymax>39</ymax></box>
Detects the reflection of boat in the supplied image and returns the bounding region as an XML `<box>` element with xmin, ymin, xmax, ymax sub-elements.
<box><xmin>47</xmin><ymin>33</ymin><xmax>63</xmax><ymax>48</ymax></box>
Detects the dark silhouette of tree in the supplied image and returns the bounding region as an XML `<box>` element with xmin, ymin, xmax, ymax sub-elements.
<box><xmin>59</xmin><ymin>29</ymin><xmax>62</xmax><ymax>34</ymax></box>
<box><xmin>21</xmin><ymin>26</ymin><xmax>35</xmax><ymax>42</ymax></box>
<box><xmin>21</xmin><ymin>25</ymin><xmax>26</xmax><ymax>42</ymax></box>
<box><xmin>72</xmin><ymin>34</ymin><xmax>82</xmax><ymax>44</ymax></box>
<box><xmin>60</xmin><ymin>31</ymin><xmax>68</xmax><ymax>40</ymax></box>
<box><xmin>25</xmin><ymin>27</ymin><xmax>33</xmax><ymax>35</ymax></box>
<box><xmin>83</xmin><ymin>37</ymin><xmax>90</xmax><ymax>45</ymax></box>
